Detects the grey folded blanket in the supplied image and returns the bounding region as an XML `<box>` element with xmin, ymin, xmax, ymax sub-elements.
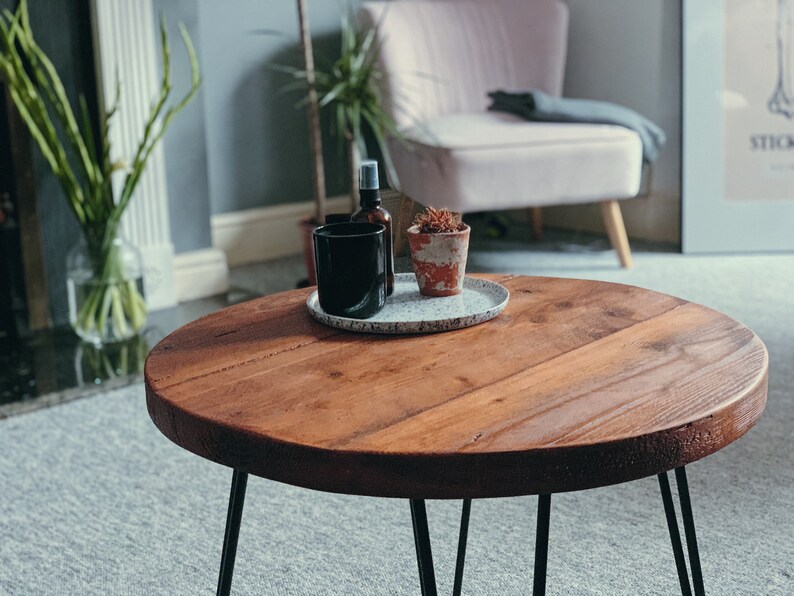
<box><xmin>488</xmin><ymin>89</ymin><xmax>666</xmax><ymax>163</ymax></box>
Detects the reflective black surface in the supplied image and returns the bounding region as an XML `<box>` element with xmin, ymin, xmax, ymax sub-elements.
<box><xmin>0</xmin><ymin>285</ymin><xmax>261</xmax><ymax>419</ymax></box>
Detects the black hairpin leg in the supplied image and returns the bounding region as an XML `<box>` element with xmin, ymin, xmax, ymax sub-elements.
<box><xmin>217</xmin><ymin>469</ymin><xmax>249</xmax><ymax>596</ymax></box>
<box><xmin>675</xmin><ymin>467</ymin><xmax>705</xmax><ymax>595</ymax></box>
<box><xmin>533</xmin><ymin>494</ymin><xmax>552</xmax><ymax>596</ymax></box>
<box><xmin>658</xmin><ymin>467</ymin><xmax>705</xmax><ymax>596</ymax></box>
<box><xmin>452</xmin><ymin>499</ymin><xmax>472</xmax><ymax>596</ymax></box>
<box><xmin>410</xmin><ymin>499</ymin><xmax>438</xmax><ymax>596</ymax></box>
<box><xmin>659</xmin><ymin>472</ymin><xmax>691</xmax><ymax>595</ymax></box>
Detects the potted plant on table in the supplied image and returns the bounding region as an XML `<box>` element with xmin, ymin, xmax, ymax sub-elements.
<box><xmin>285</xmin><ymin>0</ymin><xmax>404</xmax><ymax>283</ymax></box>
<box><xmin>0</xmin><ymin>0</ymin><xmax>199</xmax><ymax>345</ymax></box>
<box><xmin>408</xmin><ymin>208</ymin><xmax>471</xmax><ymax>297</ymax></box>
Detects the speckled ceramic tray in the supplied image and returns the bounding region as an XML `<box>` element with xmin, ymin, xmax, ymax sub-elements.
<box><xmin>306</xmin><ymin>273</ymin><xmax>509</xmax><ymax>334</ymax></box>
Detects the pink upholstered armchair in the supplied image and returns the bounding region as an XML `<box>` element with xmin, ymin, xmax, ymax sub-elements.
<box><xmin>358</xmin><ymin>0</ymin><xmax>642</xmax><ymax>268</ymax></box>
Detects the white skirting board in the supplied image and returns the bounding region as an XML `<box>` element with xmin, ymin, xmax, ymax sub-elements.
<box><xmin>138</xmin><ymin>242</ymin><xmax>177</xmax><ymax>311</ymax></box>
<box><xmin>211</xmin><ymin>196</ymin><xmax>351</xmax><ymax>267</ymax></box>
<box><xmin>173</xmin><ymin>248</ymin><xmax>230</xmax><ymax>302</ymax></box>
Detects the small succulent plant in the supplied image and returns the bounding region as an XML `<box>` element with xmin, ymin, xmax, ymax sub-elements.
<box><xmin>413</xmin><ymin>207</ymin><xmax>466</xmax><ymax>234</ymax></box>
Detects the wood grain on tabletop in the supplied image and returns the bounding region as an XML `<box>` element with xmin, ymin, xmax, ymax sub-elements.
<box><xmin>145</xmin><ymin>274</ymin><xmax>768</xmax><ymax>498</ymax></box>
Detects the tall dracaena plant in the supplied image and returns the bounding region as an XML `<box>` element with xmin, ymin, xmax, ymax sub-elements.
<box><xmin>281</xmin><ymin>2</ymin><xmax>403</xmax><ymax>212</ymax></box>
<box><xmin>0</xmin><ymin>0</ymin><xmax>200</xmax><ymax>343</ymax></box>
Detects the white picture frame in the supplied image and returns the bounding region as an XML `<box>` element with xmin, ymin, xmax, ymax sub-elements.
<box><xmin>682</xmin><ymin>0</ymin><xmax>794</xmax><ymax>253</ymax></box>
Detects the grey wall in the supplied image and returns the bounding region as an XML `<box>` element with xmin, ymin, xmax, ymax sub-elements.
<box><xmin>544</xmin><ymin>0</ymin><xmax>682</xmax><ymax>244</ymax></box>
<box><xmin>196</xmin><ymin>0</ymin><xmax>350</xmax><ymax>215</ymax></box>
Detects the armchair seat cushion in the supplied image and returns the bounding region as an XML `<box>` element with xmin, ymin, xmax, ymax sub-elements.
<box><xmin>389</xmin><ymin>111</ymin><xmax>643</xmax><ymax>212</ymax></box>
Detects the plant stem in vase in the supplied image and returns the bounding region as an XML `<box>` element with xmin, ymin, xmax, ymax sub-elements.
<box><xmin>67</xmin><ymin>228</ymin><xmax>146</xmax><ymax>345</ymax></box>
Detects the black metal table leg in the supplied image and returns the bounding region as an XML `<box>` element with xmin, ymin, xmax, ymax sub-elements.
<box><xmin>659</xmin><ymin>471</ymin><xmax>692</xmax><ymax>596</ymax></box>
<box><xmin>675</xmin><ymin>467</ymin><xmax>705</xmax><ymax>596</ymax></box>
<box><xmin>217</xmin><ymin>469</ymin><xmax>249</xmax><ymax>596</ymax></box>
<box><xmin>410</xmin><ymin>499</ymin><xmax>438</xmax><ymax>596</ymax></box>
<box><xmin>533</xmin><ymin>494</ymin><xmax>551</xmax><ymax>596</ymax></box>
<box><xmin>452</xmin><ymin>499</ymin><xmax>472</xmax><ymax>596</ymax></box>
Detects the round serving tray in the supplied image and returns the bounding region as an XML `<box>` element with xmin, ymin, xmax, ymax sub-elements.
<box><xmin>306</xmin><ymin>273</ymin><xmax>509</xmax><ymax>334</ymax></box>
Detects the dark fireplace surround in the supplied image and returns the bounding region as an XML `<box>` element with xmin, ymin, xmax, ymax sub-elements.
<box><xmin>0</xmin><ymin>0</ymin><xmax>99</xmax><ymax>334</ymax></box>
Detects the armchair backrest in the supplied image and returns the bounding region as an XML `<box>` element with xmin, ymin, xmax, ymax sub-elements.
<box><xmin>358</xmin><ymin>0</ymin><xmax>569</xmax><ymax>129</ymax></box>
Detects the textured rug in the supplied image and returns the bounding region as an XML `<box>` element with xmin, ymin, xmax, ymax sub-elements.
<box><xmin>1</xmin><ymin>240</ymin><xmax>793</xmax><ymax>595</ymax></box>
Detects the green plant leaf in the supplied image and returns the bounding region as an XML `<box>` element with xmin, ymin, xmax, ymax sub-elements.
<box><xmin>318</xmin><ymin>81</ymin><xmax>346</xmax><ymax>107</ymax></box>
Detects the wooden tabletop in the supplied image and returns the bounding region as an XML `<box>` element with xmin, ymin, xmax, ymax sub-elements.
<box><xmin>145</xmin><ymin>275</ymin><xmax>768</xmax><ymax>499</ymax></box>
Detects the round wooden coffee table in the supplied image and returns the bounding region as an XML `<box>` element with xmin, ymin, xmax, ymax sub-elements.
<box><xmin>145</xmin><ymin>274</ymin><xmax>767</xmax><ymax>596</ymax></box>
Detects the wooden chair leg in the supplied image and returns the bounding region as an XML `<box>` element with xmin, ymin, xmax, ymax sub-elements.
<box><xmin>599</xmin><ymin>200</ymin><xmax>633</xmax><ymax>269</ymax></box>
<box><xmin>395</xmin><ymin>194</ymin><xmax>416</xmax><ymax>258</ymax></box>
<box><xmin>531</xmin><ymin>207</ymin><xmax>543</xmax><ymax>242</ymax></box>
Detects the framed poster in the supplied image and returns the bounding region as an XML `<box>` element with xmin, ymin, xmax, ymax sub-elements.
<box><xmin>682</xmin><ymin>0</ymin><xmax>794</xmax><ymax>252</ymax></box>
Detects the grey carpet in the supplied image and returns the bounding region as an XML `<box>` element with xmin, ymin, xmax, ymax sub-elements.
<box><xmin>1</xmin><ymin>239</ymin><xmax>793</xmax><ymax>595</ymax></box>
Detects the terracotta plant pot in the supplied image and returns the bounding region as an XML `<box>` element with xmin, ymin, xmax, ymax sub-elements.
<box><xmin>299</xmin><ymin>216</ymin><xmax>318</xmax><ymax>285</ymax></box>
<box><xmin>300</xmin><ymin>214</ymin><xmax>353</xmax><ymax>286</ymax></box>
<box><xmin>407</xmin><ymin>224</ymin><xmax>471</xmax><ymax>296</ymax></box>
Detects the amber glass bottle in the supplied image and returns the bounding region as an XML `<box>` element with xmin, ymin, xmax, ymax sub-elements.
<box><xmin>351</xmin><ymin>160</ymin><xmax>394</xmax><ymax>295</ymax></box>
